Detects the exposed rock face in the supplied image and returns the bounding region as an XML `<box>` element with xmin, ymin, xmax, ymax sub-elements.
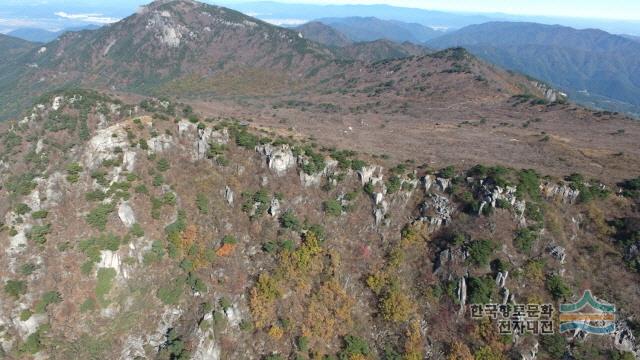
<box><xmin>14</xmin><ymin>312</ymin><xmax>47</xmax><ymax>338</ymax></box>
<box><xmin>51</xmin><ymin>96</ymin><xmax>63</xmax><ymax>111</ymax></box>
<box><xmin>83</xmin><ymin>123</ymin><xmax>129</xmax><ymax>170</ymax></box>
<box><xmin>434</xmin><ymin>247</ymin><xmax>467</xmax><ymax>276</ymax></box>
<box><xmin>98</xmin><ymin>250</ymin><xmax>124</xmax><ymax>277</ymax></box>
<box><xmin>300</xmin><ymin>171</ymin><xmax>322</xmax><ymax>187</ymax></box>
<box><xmin>532</xmin><ymin>81</ymin><xmax>567</xmax><ymax>103</ymax></box>
<box><xmin>495</xmin><ymin>271</ymin><xmax>508</xmax><ymax>288</ymax></box>
<box><xmin>539</xmin><ymin>181</ymin><xmax>580</xmax><ymax>203</ymax></box>
<box><xmin>423</xmin><ymin>175</ymin><xmax>435</xmax><ymax>192</ymax></box>
<box><xmin>458</xmin><ymin>277</ymin><xmax>467</xmax><ymax>315</ymax></box>
<box><xmin>613</xmin><ymin>320</ymin><xmax>640</xmax><ymax>357</ymax></box>
<box><xmin>419</xmin><ymin>193</ymin><xmax>454</xmax><ymax>231</ymax></box>
<box><xmin>120</xmin><ymin>335</ymin><xmax>146</xmax><ymax>359</ymax></box>
<box><xmin>118</xmin><ymin>202</ymin><xmax>136</xmax><ymax>228</ymax></box>
<box><xmin>373</xmin><ymin>192</ymin><xmax>389</xmax><ymax>226</ymax></box>
<box><xmin>520</xmin><ymin>341</ymin><xmax>539</xmax><ymax>360</ymax></box>
<box><xmin>548</xmin><ymin>245</ymin><xmax>566</xmax><ymax>264</ymax></box>
<box><xmin>268</xmin><ymin>198</ymin><xmax>280</xmax><ymax>217</ymax></box>
<box><xmin>147</xmin><ymin>133</ymin><xmax>174</xmax><ymax>154</ymax></box>
<box><xmin>477</xmin><ymin>181</ymin><xmax>526</xmax><ymax>223</ymax></box>
<box><xmin>224</xmin><ymin>186</ymin><xmax>234</xmax><ymax>205</ymax></box>
<box><xmin>177</xmin><ymin>120</ymin><xmax>229</xmax><ymax>160</ymax></box>
<box><xmin>146</xmin><ymin>307</ymin><xmax>183</xmax><ymax>349</ymax></box>
<box><xmin>192</xmin><ymin>313</ymin><xmax>221</xmax><ymax>360</ymax></box>
<box><xmin>256</xmin><ymin>144</ymin><xmax>296</xmax><ymax>175</ymax></box>
<box><xmin>357</xmin><ymin>166</ymin><xmax>384</xmax><ymax>186</ymax></box>
<box><xmin>436</xmin><ymin>177</ymin><xmax>450</xmax><ymax>192</ymax></box>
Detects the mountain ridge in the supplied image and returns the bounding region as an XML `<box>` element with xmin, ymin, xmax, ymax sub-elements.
<box><xmin>427</xmin><ymin>21</ymin><xmax>640</xmax><ymax>116</ymax></box>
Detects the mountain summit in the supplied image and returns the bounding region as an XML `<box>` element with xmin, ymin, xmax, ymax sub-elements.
<box><xmin>4</xmin><ymin>0</ymin><xmax>332</xmax><ymax>110</ymax></box>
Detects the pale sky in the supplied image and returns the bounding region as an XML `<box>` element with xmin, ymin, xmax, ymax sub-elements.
<box><xmin>243</xmin><ymin>0</ymin><xmax>640</xmax><ymax>21</ymax></box>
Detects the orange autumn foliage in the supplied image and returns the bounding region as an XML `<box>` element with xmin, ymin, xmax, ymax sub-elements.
<box><xmin>216</xmin><ymin>243</ymin><xmax>236</xmax><ymax>257</ymax></box>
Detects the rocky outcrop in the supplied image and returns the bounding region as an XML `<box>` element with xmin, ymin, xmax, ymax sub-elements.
<box><xmin>458</xmin><ymin>277</ymin><xmax>467</xmax><ymax>315</ymax></box>
<box><xmin>256</xmin><ymin>144</ymin><xmax>296</xmax><ymax>175</ymax></box>
<box><xmin>268</xmin><ymin>198</ymin><xmax>280</xmax><ymax>217</ymax></box>
<box><xmin>118</xmin><ymin>202</ymin><xmax>136</xmax><ymax>228</ymax></box>
<box><xmin>357</xmin><ymin>166</ymin><xmax>384</xmax><ymax>186</ymax></box>
<box><xmin>98</xmin><ymin>250</ymin><xmax>126</xmax><ymax>278</ymax></box>
<box><xmin>224</xmin><ymin>186</ymin><xmax>234</xmax><ymax>206</ymax></box>
<box><xmin>192</xmin><ymin>313</ymin><xmax>221</xmax><ymax>360</ymax></box>
<box><xmin>434</xmin><ymin>247</ymin><xmax>467</xmax><ymax>276</ymax></box>
<box><xmin>299</xmin><ymin>159</ymin><xmax>338</xmax><ymax>188</ymax></box>
<box><xmin>548</xmin><ymin>245</ymin><xmax>566</xmax><ymax>264</ymax></box>
<box><xmin>532</xmin><ymin>81</ymin><xmax>567</xmax><ymax>103</ymax></box>
<box><xmin>423</xmin><ymin>175</ymin><xmax>435</xmax><ymax>192</ymax></box>
<box><xmin>83</xmin><ymin>123</ymin><xmax>130</xmax><ymax>170</ymax></box>
<box><xmin>177</xmin><ymin>120</ymin><xmax>229</xmax><ymax>160</ymax></box>
<box><xmin>478</xmin><ymin>181</ymin><xmax>526</xmax><ymax>223</ymax></box>
<box><xmin>146</xmin><ymin>307</ymin><xmax>183</xmax><ymax>349</ymax></box>
<box><xmin>495</xmin><ymin>271</ymin><xmax>508</xmax><ymax>288</ymax></box>
<box><xmin>539</xmin><ymin>181</ymin><xmax>580</xmax><ymax>203</ymax></box>
<box><xmin>147</xmin><ymin>133</ymin><xmax>174</xmax><ymax>154</ymax></box>
<box><xmin>373</xmin><ymin>192</ymin><xmax>389</xmax><ymax>226</ymax></box>
<box><xmin>419</xmin><ymin>193</ymin><xmax>454</xmax><ymax>231</ymax></box>
<box><xmin>436</xmin><ymin>177</ymin><xmax>450</xmax><ymax>192</ymax></box>
<box><xmin>520</xmin><ymin>341</ymin><xmax>539</xmax><ymax>360</ymax></box>
<box><xmin>613</xmin><ymin>320</ymin><xmax>640</xmax><ymax>358</ymax></box>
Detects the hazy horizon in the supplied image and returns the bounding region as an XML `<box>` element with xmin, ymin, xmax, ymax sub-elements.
<box><xmin>1</xmin><ymin>0</ymin><xmax>640</xmax><ymax>35</ymax></box>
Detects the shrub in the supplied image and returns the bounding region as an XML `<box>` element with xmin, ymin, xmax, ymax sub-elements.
<box><xmin>152</xmin><ymin>174</ymin><xmax>164</xmax><ymax>186</ymax></box>
<box><xmin>28</xmin><ymin>224</ymin><xmax>51</xmax><ymax>244</ymax></box>
<box><xmin>467</xmin><ymin>276</ymin><xmax>494</xmax><ymax>304</ymax></box>
<box><xmin>19</xmin><ymin>325</ymin><xmax>46</xmax><ymax>354</ymax></box>
<box><xmin>19</xmin><ymin>263</ymin><xmax>37</xmax><ymax>276</ymax></box>
<box><xmin>66</xmin><ymin>162</ymin><xmax>83</xmax><ymax>183</ymax></box>
<box><xmin>4</xmin><ymin>280</ymin><xmax>27</xmax><ymax>299</ymax></box>
<box><xmin>380</xmin><ymin>284</ymin><xmax>414</xmax><ymax>322</ymax></box>
<box><xmin>35</xmin><ymin>291</ymin><xmax>62</xmax><ymax>313</ymax></box>
<box><xmin>386</xmin><ymin>176</ymin><xmax>401</xmax><ymax>194</ymax></box>
<box><xmin>619</xmin><ymin>177</ymin><xmax>640</xmax><ymax>197</ymax></box>
<box><xmin>516</xmin><ymin>169</ymin><xmax>541</xmax><ymax>201</ymax></box>
<box><xmin>79</xmin><ymin>233</ymin><xmax>121</xmax><ymax>266</ymax></box>
<box><xmin>96</xmin><ymin>268</ymin><xmax>117</xmax><ymax>306</ymax></box>
<box><xmin>439</xmin><ymin>166</ymin><xmax>455</xmax><ymax>179</ymax></box>
<box><xmin>467</xmin><ymin>240</ymin><xmax>496</xmax><ymax>266</ymax></box>
<box><xmin>196</xmin><ymin>194</ymin><xmax>209</xmax><ymax>214</ymax></box>
<box><xmin>339</xmin><ymin>335</ymin><xmax>370</xmax><ymax>360</ymax></box>
<box><xmin>546</xmin><ymin>275</ymin><xmax>571</xmax><ymax>300</ymax></box>
<box><xmin>514</xmin><ymin>227</ymin><xmax>538</xmax><ymax>253</ymax></box>
<box><xmin>19</xmin><ymin>309</ymin><xmax>33</xmax><ymax>321</ymax></box>
<box><xmin>363</xmin><ymin>180</ymin><xmax>374</xmax><ymax>195</ymax></box>
<box><xmin>323</xmin><ymin>199</ymin><xmax>342</xmax><ymax>216</ymax></box>
<box><xmin>280</xmin><ymin>210</ymin><xmax>300</xmax><ymax>230</ymax></box>
<box><xmin>540</xmin><ymin>333</ymin><xmax>566</xmax><ymax>358</ymax></box>
<box><xmin>296</xmin><ymin>336</ymin><xmax>309</xmax><ymax>352</ymax></box>
<box><xmin>234</xmin><ymin>129</ymin><xmax>259</xmax><ymax>149</ymax></box>
<box><xmin>135</xmin><ymin>184</ymin><xmax>148</xmax><ymax>194</ymax></box>
<box><xmin>86</xmin><ymin>203</ymin><xmax>115</xmax><ymax>230</ymax></box>
<box><xmin>156</xmin><ymin>158</ymin><xmax>170</xmax><ymax>172</ymax></box>
<box><xmin>130</xmin><ymin>223</ymin><xmax>144</xmax><ymax>238</ymax></box>
<box><xmin>91</xmin><ymin>170</ymin><xmax>108</xmax><ymax>187</ymax></box>
<box><xmin>15</xmin><ymin>203</ymin><xmax>31</xmax><ymax>215</ymax></box>
<box><xmin>222</xmin><ymin>235</ymin><xmax>237</xmax><ymax>245</ymax></box>
<box><xmin>143</xmin><ymin>240</ymin><xmax>165</xmax><ymax>265</ymax></box>
<box><xmin>157</xmin><ymin>277</ymin><xmax>184</xmax><ymax>305</ymax></box>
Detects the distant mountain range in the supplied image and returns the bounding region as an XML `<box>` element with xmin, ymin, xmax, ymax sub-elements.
<box><xmin>7</xmin><ymin>25</ymin><xmax>101</xmax><ymax>43</ymax></box>
<box><xmin>427</xmin><ymin>22</ymin><xmax>640</xmax><ymax>116</ymax></box>
<box><xmin>316</xmin><ymin>17</ymin><xmax>443</xmax><ymax>43</ymax></box>
<box><xmin>294</xmin><ymin>21</ymin><xmax>431</xmax><ymax>61</ymax></box>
